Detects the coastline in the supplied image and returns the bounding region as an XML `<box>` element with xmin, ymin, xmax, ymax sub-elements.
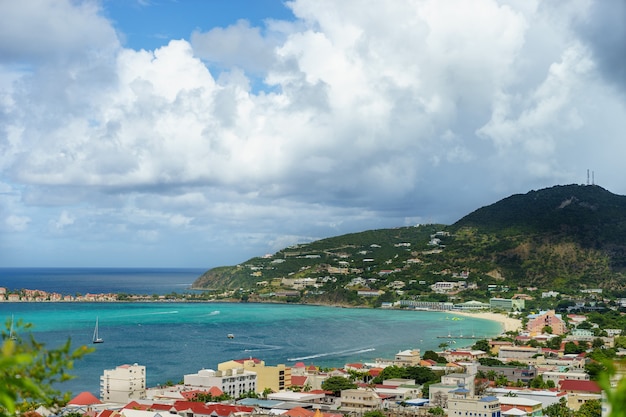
<box><xmin>449</xmin><ymin>309</ymin><xmax>522</xmax><ymax>334</ymax></box>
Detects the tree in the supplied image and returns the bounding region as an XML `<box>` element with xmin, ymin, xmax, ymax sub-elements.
<box><xmin>363</xmin><ymin>411</ymin><xmax>385</xmax><ymax>417</ymax></box>
<box><xmin>574</xmin><ymin>399</ymin><xmax>601</xmax><ymax>417</ymax></box>
<box><xmin>0</xmin><ymin>320</ymin><xmax>92</xmax><ymax>417</ymax></box>
<box><xmin>542</xmin><ymin>325</ymin><xmax>553</xmax><ymax>334</ymax></box>
<box><xmin>543</xmin><ymin>397</ymin><xmax>573</xmax><ymax>417</ymax></box>
<box><xmin>471</xmin><ymin>339</ymin><xmax>491</xmax><ymax>354</ymax></box>
<box><xmin>423</xmin><ymin>350</ymin><xmax>440</xmax><ymax>361</ymax></box>
<box><xmin>321</xmin><ymin>376</ymin><xmax>357</xmax><ymax>396</ymax></box>
<box><xmin>592</xmin><ymin>338</ymin><xmax>605</xmax><ymax>349</ymax></box>
<box><xmin>546</xmin><ymin>335</ymin><xmax>563</xmax><ymax>350</ymax></box>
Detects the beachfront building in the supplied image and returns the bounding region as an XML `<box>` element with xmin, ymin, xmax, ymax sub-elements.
<box><xmin>100</xmin><ymin>363</ymin><xmax>146</xmax><ymax>403</ymax></box>
<box><xmin>526</xmin><ymin>310</ymin><xmax>567</xmax><ymax>335</ymax></box>
<box><xmin>184</xmin><ymin>368</ymin><xmax>256</xmax><ymax>398</ymax></box>
<box><xmin>489</xmin><ymin>298</ymin><xmax>525</xmax><ymax>312</ymax></box>
<box><xmin>218</xmin><ymin>357</ymin><xmax>291</xmax><ymax>394</ymax></box>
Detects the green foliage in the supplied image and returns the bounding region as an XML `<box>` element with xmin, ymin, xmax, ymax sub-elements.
<box><xmin>363</xmin><ymin>411</ymin><xmax>386</xmax><ymax>417</ymax></box>
<box><xmin>471</xmin><ymin>339</ymin><xmax>491</xmax><ymax>353</ymax></box>
<box><xmin>574</xmin><ymin>400</ymin><xmax>601</xmax><ymax>417</ymax></box>
<box><xmin>598</xmin><ymin>360</ymin><xmax>626</xmax><ymax>417</ymax></box>
<box><xmin>544</xmin><ymin>398</ymin><xmax>573</xmax><ymax>417</ymax></box>
<box><xmin>0</xmin><ymin>320</ymin><xmax>93</xmax><ymax>417</ymax></box>
<box><xmin>478</xmin><ymin>357</ymin><xmax>504</xmax><ymax>366</ymax></box>
<box><xmin>192</xmin><ymin>185</ymin><xmax>626</xmax><ymax>299</ymax></box>
<box><xmin>321</xmin><ymin>376</ymin><xmax>357</xmax><ymax>396</ymax></box>
<box><xmin>428</xmin><ymin>407</ymin><xmax>445</xmax><ymax>415</ymax></box>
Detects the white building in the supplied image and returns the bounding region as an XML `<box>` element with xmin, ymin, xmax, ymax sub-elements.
<box><xmin>100</xmin><ymin>363</ymin><xmax>146</xmax><ymax>403</ymax></box>
<box><xmin>184</xmin><ymin>368</ymin><xmax>256</xmax><ymax>398</ymax></box>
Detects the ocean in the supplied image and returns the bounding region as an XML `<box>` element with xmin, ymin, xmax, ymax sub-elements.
<box><xmin>0</xmin><ymin>268</ymin><xmax>501</xmax><ymax>397</ymax></box>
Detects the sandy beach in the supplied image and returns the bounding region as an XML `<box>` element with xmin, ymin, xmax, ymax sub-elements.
<box><xmin>449</xmin><ymin>310</ymin><xmax>523</xmax><ymax>333</ymax></box>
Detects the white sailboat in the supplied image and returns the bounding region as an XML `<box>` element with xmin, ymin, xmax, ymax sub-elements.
<box><xmin>92</xmin><ymin>317</ymin><xmax>104</xmax><ymax>344</ymax></box>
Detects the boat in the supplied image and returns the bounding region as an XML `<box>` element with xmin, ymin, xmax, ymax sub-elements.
<box><xmin>93</xmin><ymin>317</ymin><xmax>104</xmax><ymax>344</ymax></box>
<box><xmin>227</xmin><ymin>333</ymin><xmax>235</xmax><ymax>339</ymax></box>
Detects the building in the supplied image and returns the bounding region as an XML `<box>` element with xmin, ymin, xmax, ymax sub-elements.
<box><xmin>526</xmin><ymin>310</ymin><xmax>567</xmax><ymax>335</ymax></box>
<box><xmin>393</xmin><ymin>349</ymin><xmax>421</xmax><ymax>366</ymax></box>
<box><xmin>477</xmin><ymin>365</ymin><xmax>536</xmax><ymax>385</ymax></box>
<box><xmin>340</xmin><ymin>388</ymin><xmax>381</xmax><ymax>412</ymax></box>
<box><xmin>445</xmin><ymin>384</ymin><xmax>501</xmax><ymax>417</ymax></box>
<box><xmin>558</xmin><ymin>380</ymin><xmax>602</xmax><ymax>411</ymax></box>
<box><xmin>184</xmin><ymin>368</ymin><xmax>256</xmax><ymax>398</ymax></box>
<box><xmin>489</xmin><ymin>298</ymin><xmax>525</xmax><ymax>312</ymax></box>
<box><xmin>497</xmin><ymin>396</ymin><xmax>543</xmax><ymax>416</ymax></box>
<box><xmin>100</xmin><ymin>363</ymin><xmax>146</xmax><ymax>403</ymax></box>
<box><xmin>218</xmin><ymin>357</ymin><xmax>291</xmax><ymax>393</ymax></box>
<box><xmin>497</xmin><ymin>346</ymin><xmax>541</xmax><ymax>361</ymax></box>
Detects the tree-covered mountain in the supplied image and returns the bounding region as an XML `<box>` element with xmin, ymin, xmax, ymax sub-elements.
<box><xmin>192</xmin><ymin>184</ymin><xmax>626</xmax><ymax>304</ymax></box>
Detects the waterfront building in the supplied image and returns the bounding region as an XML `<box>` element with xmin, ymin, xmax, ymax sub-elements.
<box><xmin>218</xmin><ymin>357</ymin><xmax>291</xmax><ymax>394</ymax></box>
<box><xmin>489</xmin><ymin>298</ymin><xmax>525</xmax><ymax>312</ymax></box>
<box><xmin>100</xmin><ymin>363</ymin><xmax>146</xmax><ymax>403</ymax></box>
<box><xmin>183</xmin><ymin>368</ymin><xmax>256</xmax><ymax>398</ymax></box>
<box><xmin>393</xmin><ymin>349</ymin><xmax>421</xmax><ymax>366</ymax></box>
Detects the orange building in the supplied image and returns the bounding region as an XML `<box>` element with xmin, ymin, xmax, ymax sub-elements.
<box><xmin>526</xmin><ymin>310</ymin><xmax>567</xmax><ymax>335</ymax></box>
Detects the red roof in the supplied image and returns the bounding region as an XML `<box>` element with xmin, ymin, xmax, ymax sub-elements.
<box><xmin>69</xmin><ymin>392</ymin><xmax>102</xmax><ymax>405</ymax></box>
<box><xmin>346</xmin><ymin>363</ymin><xmax>363</xmax><ymax>369</ymax></box>
<box><xmin>559</xmin><ymin>380</ymin><xmax>601</xmax><ymax>393</ymax></box>
<box><xmin>292</xmin><ymin>375</ymin><xmax>309</xmax><ymax>386</ymax></box>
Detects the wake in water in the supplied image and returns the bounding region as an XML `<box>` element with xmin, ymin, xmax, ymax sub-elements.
<box><xmin>288</xmin><ymin>347</ymin><xmax>375</xmax><ymax>361</ymax></box>
<box><xmin>208</xmin><ymin>310</ymin><xmax>220</xmax><ymax>316</ymax></box>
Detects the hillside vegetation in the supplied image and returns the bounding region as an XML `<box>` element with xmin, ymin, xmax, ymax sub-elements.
<box><xmin>192</xmin><ymin>185</ymin><xmax>626</xmax><ymax>305</ymax></box>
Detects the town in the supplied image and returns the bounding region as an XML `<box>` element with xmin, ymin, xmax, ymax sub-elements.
<box><xmin>18</xmin><ymin>303</ymin><xmax>623</xmax><ymax>417</ymax></box>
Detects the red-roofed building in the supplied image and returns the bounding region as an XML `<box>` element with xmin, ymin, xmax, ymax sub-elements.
<box><xmin>291</xmin><ymin>375</ymin><xmax>310</xmax><ymax>388</ymax></box>
<box><xmin>69</xmin><ymin>392</ymin><xmax>102</xmax><ymax>406</ymax></box>
<box><xmin>123</xmin><ymin>400</ymin><xmax>254</xmax><ymax>417</ymax></box>
<box><xmin>559</xmin><ymin>380</ymin><xmax>602</xmax><ymax>411</ymax></box>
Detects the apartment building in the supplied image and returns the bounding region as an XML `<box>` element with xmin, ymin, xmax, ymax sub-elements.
<box><xmin>100</xmin><ymin>363</ymin><xmax>146</xmax><ymax>403</ymax></box>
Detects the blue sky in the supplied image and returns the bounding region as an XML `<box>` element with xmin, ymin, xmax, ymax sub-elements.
<box><xmin>0</xmin><ymin>0</ymin><xmax>624</xmax><ymax>268</ymax></box>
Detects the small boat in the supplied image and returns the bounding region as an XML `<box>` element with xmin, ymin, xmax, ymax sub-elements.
<box><xmin>227</xmin><ymin>333</ymin><xmax>235</xmax><ymax>339</ymax></box>
<box><xmin>93</xmin><ymin>317</ymin><xmax>104</xmax><ymax>344</ymax></box>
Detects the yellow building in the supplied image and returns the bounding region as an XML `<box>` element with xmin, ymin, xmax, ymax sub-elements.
<box><xmin>218</xmin><ymin>358</ymin><xmax>291</xmax><ymax>394</ymax></box>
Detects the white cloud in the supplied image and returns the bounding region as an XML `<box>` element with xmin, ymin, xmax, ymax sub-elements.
<box><xmin>6</xmin><ymin>214</ymin><xmax>31</xmax><ymax>232</ymax></box>
<box><xmin>0</xmin><ymin>0</ymin><xmax>624</xmax><ymax>266</ymax></box>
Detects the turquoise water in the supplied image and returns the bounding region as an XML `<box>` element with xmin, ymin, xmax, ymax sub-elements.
<box><xmin>1</xmin><ymin>302</ymin><xmax>501</xmax><ymax>397</ymax></box>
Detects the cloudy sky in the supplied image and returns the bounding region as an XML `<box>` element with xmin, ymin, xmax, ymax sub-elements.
<box><xmin>1</xmin><ymin>0</ymin><xmax>624</xmax><ymax>268</ymax></box>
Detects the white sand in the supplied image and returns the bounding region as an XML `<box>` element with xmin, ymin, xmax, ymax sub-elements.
<box><xmin>449</xmin><ymin>310</ymin><xmax>523</xmax><ymax>333</ymax></box>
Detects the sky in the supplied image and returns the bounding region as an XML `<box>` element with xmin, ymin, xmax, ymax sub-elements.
<box><xmin>0</xmin><ymin>0</ymin><xmax>624</xmax><ymax>268</ymax></box>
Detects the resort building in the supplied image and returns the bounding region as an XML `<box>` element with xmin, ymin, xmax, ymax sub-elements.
<box><xmin>184</xmin><ymin>368</ymin><xmax>256</xmax><ymax>398</ymax></box>
<box><xmin>218</xmin><ymin>357</ymin><xmax>291</xmax><ymax>394</ymax></box>
<box><xmin>100</xmin><ymin>363</ymin><xmax>146</xmax><ymax>403</ymax></box>
<box><xmin>526</xmin><ymin>310</ymin><xmax>567</xmax><ymax>335</ymax></box>
<box><xmin>489</xmin><ymin>297</ymin><xmax>525</xmax><ymax>312</ymax></box>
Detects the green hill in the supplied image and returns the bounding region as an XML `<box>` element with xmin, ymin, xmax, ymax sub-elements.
<box><xmin>192</xmin><ymin>184</ymin><xmax>626</xmax><ymax>304</ymax></box>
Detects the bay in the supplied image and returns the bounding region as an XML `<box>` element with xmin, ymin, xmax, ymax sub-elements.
<box><xmin>0</xmin><ymin>268</ymin><xmax>502</xmax><ymax>398</ymax></box>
